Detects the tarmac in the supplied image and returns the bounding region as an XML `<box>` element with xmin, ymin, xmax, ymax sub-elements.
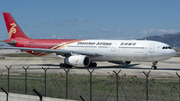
<box><xmin>0</xmin><ymin>56</ymin><xmax>180</xmax><ymax>78</ymax></box>
<box><xmin>0</xmin><ymin>92</ymin><xmax>76</xmax><ymax>101</ymax></box>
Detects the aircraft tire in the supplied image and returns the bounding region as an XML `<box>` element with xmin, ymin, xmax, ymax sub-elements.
<box><xmin>64</xmin><ymin>64</ymin><xmax>72</xmax><ymax>68</ymax></box>
<box><xmin>89</xmin><ymin>62</ymin><xmax>97</xmax><ymax>67</ymax></box>
<box><xmin>151</xmin><ymin>66</ymin><xmax>157</xmax><ymax>70</ymax></box>
<box><xmin>60</xmin><ymin>63</ymin><xmax>65</xmax><ymax>68</ymax></box>
<box><xmin>92</xmin><ymin>62</ymin><xmax>97</xmax><ymax>67</ymax></box>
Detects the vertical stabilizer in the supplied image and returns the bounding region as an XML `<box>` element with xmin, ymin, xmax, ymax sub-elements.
<box><xmin>3</xmin><ymin>12</ymin><xmax>30</xmax><ymax>39</ymax></box>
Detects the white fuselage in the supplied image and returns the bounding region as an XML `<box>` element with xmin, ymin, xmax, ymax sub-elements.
<box><xmin>63</xmin><ymin>40</ymin><xmax>176</xmax><ymax>62</ymax></box>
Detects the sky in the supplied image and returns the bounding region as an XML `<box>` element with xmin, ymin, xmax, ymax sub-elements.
<box><xmin>0</xmin><ymin>0</ymin><xmax>180</xmax><ymax>40</ymax></box>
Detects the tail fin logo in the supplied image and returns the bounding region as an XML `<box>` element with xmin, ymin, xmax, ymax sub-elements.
<box><xmin>9</xmin><ymin>23</ymin><xmax>17</xmax><ymax>38</ymax></box>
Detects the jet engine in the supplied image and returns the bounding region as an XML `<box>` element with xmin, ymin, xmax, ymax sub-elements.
<box><xmin>64</xmin><ymin>55</ymin><xmax>90</xmax><ymax>67</ymax></box>
<box><xmin>108</xmin><ymin>61</ymin><xmax>131</xmax><ymax>65</ymax></box>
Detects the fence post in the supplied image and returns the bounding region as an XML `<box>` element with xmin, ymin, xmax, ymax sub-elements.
<box><xmin>176</xmin><ymin>72</ymin><xmax>180</xmax><ymax>101</ymax></box>
<box><xmin>113</xmin><ymin>70</ymin><xmax>121</xmax><ymax>101</ymax></box>
<box><xmin>22</xmin><ymin>66</ymin><xmax>29</xmax><ymax>94</ymax></box>
<box><xmin>42</xmin><ymin>67</ymin><xmax>49</xmax><ymax>97</ymax></box>
<box><xmin>5</xmin><ymin>65</ymin><xmax>12</xmax><ymax>92</ymax></box>
<box><xmin>33</xmin><ymin>89</ymin><xmax>42</xmax><ymax>101</ymax></box>
<box><xmin>1</xmin><ymin>87</ymin><xmax>8</xmax><ymax>101</ymax></box>
<box><xmin>63</xmin><ymin>68</ymin><xmax>70</xmax><ymax>99</ymax></box>
<box><xmin>143</xmin><ymin>70</ymin><xmax>151</xmax><ymax>101</ymax></box>
<box><xmin>87</xmin><ymin>69</ymin><xmax>95</xmax><ymax>101</ymax></box>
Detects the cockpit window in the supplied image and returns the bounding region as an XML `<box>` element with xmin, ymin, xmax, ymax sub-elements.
<box><xmin>162</xmin><ymin>46</ymin><xmax>172</xmax><ymax>49</ymax></box>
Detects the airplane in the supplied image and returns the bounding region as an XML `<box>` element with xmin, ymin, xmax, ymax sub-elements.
<box><xmin>0</xmin><ymin>12</ymin><xmax>177</xmax><ymax>69</ymax></box>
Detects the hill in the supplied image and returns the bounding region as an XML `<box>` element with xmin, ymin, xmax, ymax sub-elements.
<box><xmin>139</xmin><ymin>32</ymin><xmax>180</xmax><ymax>47</ymax></box>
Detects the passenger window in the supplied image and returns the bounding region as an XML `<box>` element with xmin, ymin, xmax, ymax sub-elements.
<box><xmin>128</xmin><ymin>43</ymin><xmax>132</xmax><ymax>45</ymax></box>
<box><xmin>125</xmin><ymin>43</ymin><xmax>128</xmax><ymax>45</ymax></box>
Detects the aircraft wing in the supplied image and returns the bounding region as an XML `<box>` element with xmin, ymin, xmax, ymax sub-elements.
<box><xmin>0</xmin><ymin>46</ymin><xmax>102</xmax><ymax>56</ymax></box>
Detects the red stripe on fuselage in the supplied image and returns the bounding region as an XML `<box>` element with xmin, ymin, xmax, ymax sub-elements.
<box><xmin>4</xmin><ymin>38</ymin><xmax>85</xmax><ymax>57</ymax></box>
<box><xmin>4</xmin><ymin>38</ymin><xmax>83</xmax><ymax>49</ymax></box>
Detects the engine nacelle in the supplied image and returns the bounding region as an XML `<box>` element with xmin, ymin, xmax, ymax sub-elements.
<box><xmin>64</xmin><ymin>55</ymin><xmax>90</xmax><ymax>67</ymax></box>
<box><xmin>108</xmin><ymin>61</ymin><xmax>131</xmax><ymax>65</ymax></box>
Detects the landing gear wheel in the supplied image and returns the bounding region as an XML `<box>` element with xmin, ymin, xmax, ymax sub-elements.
<box><xmin>60</xmin><ymin>63</ymin><xmax>65</xmax><ymax>68</ymax></box>
<box><xmin>151</xmin><ymin>61</ymin><xmax>158</xmax><ymax>70</ymax></box>
<box><xmin>151</xmin><ymin>66</ymin><xmax>157</xmax><ymax>70</ymax></box>
<box><xmin>89</xmin><ymin>62</ymin><xmax>97</xmax><ymax>67</ymax></box>
<box><xmin>59</xmin><ymin>63</ymin><xmax>72</xmax><ymax>68</ymax></box>
<box><xmin>66</xmin><ymin>64</ymin><xmax>72</xmax><ymax>68</ymax></box>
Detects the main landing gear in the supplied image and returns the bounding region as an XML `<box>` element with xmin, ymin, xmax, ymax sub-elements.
<box><xmin>151</xmin><ymin>61</ymin><xmax>158</xmax><ymax>70</ymax></box>
<box><xmin>60</xmin><ymin>63</ymin><xmax>72</xmax><ymax>68</ymax></box>
<box><xmin>59</xmin><ymin>62</ymin><xmax>97</xmax><ymax>68</ymax></box>
<box><xmin>88</xmin><ymin>62</ymin><xmax>97</xmax><ymax>67</ymax></box>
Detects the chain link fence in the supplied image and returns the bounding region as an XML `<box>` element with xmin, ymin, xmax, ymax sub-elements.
<box><xmin>0</xmin><ymin>65</ymin><xmax>179</xmax><ymax>101</ymax></box>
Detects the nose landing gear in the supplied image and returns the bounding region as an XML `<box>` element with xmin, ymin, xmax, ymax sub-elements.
<box><xmin>151</xmin><ymin>61</ymin><xmax>158</xmax><ymax>70</ymax></box>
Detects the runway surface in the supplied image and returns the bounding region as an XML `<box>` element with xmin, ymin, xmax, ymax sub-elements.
<box><xmin>0</xmin><ymin>57</ymin><xmax>180</xmax><ymax>77</ymax></box>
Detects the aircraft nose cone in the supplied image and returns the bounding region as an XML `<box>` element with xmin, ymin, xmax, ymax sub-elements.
<box><xmin>171</xmin><ymin>49</ymin><xmax>177</xmax><ymax>57</ymax></box>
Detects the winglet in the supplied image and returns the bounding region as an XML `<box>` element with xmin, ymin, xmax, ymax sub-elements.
<box><xmin>3</xmin><ymin>12</ymin><xmax>30</xmax><ymax>39</ymax></box>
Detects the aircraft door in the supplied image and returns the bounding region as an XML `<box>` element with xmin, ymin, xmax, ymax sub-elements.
<box><xmin>149</xmin><ymin>44</ymin><xmax>155</xmax><ymax>53</ymax></box>
<box><xmin>111</xmin><ymin>43</ymin><xmax>117</xmax><ymax>52</ymax></box>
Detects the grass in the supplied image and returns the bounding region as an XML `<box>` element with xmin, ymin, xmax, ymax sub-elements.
<box><xmin>174</xmin><ymin>53</ymin><xmax>180</xmax><ymax>57</ymax></box>
<box><xmin>0</xmin><ymin>72</ymin><xmax>179</xmax><ymax>101</ymax></box>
